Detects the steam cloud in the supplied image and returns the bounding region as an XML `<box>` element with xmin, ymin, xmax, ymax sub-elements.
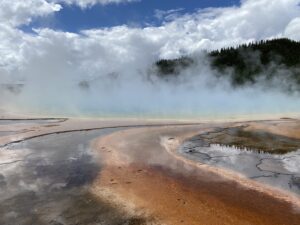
<box><xmin>1</xmin><ymin>0</ymin><xmax>300</xmax><ymax>118</ymax></box>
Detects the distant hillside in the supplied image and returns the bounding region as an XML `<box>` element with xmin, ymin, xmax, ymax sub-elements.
<box><xmin>155</xmin><ymin>38</ymin><xmax>300</xmax><ymax>90</ymax></box>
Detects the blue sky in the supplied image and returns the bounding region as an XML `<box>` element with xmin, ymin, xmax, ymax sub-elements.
<box><xmin>24</xmin><ymin>0</ymin><xmax>241</xmax><ymax>32</ymax></box>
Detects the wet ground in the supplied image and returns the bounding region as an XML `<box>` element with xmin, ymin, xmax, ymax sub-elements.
<box><xmin>0</xmin><ymin>131</ymin><xmax>16</xmax><ymax>137</ymax></box>
<box><xmin>1</xmin><ymin>118</ymin><xmax>300</xmax><ymax>225</ymax></box>
<box><xmin>180</xmin><ymin>126</ymin><xmax>300</xmax><ymax>195</ymax></box>
<box><xmin>0</xmin><ymin>125</ymin><xmax>150</xmax><ymax>225</ymax></box>
<box><xmin>92</xmin><ymin>125</ymin><xmax>300</xmax><ymax>225</ymax></box>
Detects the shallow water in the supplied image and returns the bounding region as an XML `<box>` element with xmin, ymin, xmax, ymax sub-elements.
<box><xmin>0</xmin><ymin>119</ymin><xmax>65</xmax><ymax>126</ymax></box>
<box><xmin>180</xmin><ymin>134</ymin><xmax>300</xmax><ymax>195</ymax></box>
<box><xmin>0</xmin><ymin>131</ymin><xmax>17</xmax><ymax>137</ymax></box>
<box><xmin>0</xmin><ymin>128</ymin><xmax>146</xmax><ymax>225</ymax></box>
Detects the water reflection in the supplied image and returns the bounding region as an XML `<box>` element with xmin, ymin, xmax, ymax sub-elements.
<box><xmin>180</xmin><ymin>140</ymin><xmax>300</xmax><ymax>195</ymax></box>
<box><xmin>0</xmin><ymin>128</ymin><xmax>146</xmax><ymax>225</ymax></box>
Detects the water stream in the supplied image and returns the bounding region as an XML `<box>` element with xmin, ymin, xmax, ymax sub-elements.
<box><xmin>0</xmin><ymin>126</ymin><xmax>146</xmax><ymax>225</ymax></box>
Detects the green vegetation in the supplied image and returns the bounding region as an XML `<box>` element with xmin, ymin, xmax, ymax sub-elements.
<box><xmin>155</xmin><ymin>38</ymin><xmax>300</xmax><ymax>89</ymax></box>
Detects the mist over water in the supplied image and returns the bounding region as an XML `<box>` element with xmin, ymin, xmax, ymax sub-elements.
<box><xmin>1</xmin><ymin>51</ymin><xmax>300</xmax><ymax>119</ymax></box>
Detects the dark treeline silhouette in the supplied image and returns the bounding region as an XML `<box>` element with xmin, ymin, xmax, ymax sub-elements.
<box><xmin>155</xmin><ymin>38</ymin><xmax>300</xmax><ymax>88</ymax></box>
<box><xmin>155</xmin><ymin>57</ymin><xmax>194</xmax><ymax>76</ymax></box>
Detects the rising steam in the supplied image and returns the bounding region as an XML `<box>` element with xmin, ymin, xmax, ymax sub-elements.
<box><xmin>1</xmin><ymin>50</ymin><xmax>300</xmax><ymax>119</ymax></box>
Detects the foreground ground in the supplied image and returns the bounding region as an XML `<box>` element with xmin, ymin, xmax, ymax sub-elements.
<box><xmin>0</xmin><ymin>118</ymin><xmax>299</xmax><ymax>224</ymax></box>
<box><xmin>91</xmin><ymin>121</ymin><xmax>300</xmax><ymax>225</ymax></box>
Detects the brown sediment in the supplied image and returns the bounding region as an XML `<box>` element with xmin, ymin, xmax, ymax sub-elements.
<box><xmin>91</xmin><ymin>125</ymin><xmax>300</xmax><ymax>225</ymax></box>
<box><xmin>244</xmin><ymin>119</ymin><xmax>300</xmax><ymax>139</ymax></box>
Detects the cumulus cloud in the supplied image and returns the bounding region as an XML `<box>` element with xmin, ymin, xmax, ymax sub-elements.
<box><xmin>1</xmin><ymin>0</ymin><xmax>300</xmax><ymax>117</ymax></box>
<box><xmin>155</xmin><ymin>0</ymin><xmax>300</xmax><ymax>57</ymax></box>
<box><xmin>0</xmin><ymin>0</ymin><xmax>61</xmax><ymax>27</ymax></box>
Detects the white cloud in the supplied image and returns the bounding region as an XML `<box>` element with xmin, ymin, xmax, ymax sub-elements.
<box><xmin>1</xmin><ymin>0</ymin><xmax>300</xmax><ymax>116</ymax></box>
<box><xmin>0</xmin><ymin>0</ymin><xmax>61</xmax><ymax>27</ymax></box>
<box><xmin>155</xmin><ymin>0</ymin><xmax>300</xmax><ymax>57</ymax></box>
<box><xmin>285</xmin><ymin>17</ymin><xmax>300</xmax><ymax>39</ymax></box>
<box><xmin>0</xmin><ymin>0</ymin><xmax>138</xmax><ymax>28</ymax></box>
<box><xmin>54</xmin><ymin>0</ymin><xmax>140</xmax><ymax>8</ymax></box>
<box><xmin>154</xmin><ymin>8</ymin><xmax>185</xmax><ymax>21</ymax></box>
